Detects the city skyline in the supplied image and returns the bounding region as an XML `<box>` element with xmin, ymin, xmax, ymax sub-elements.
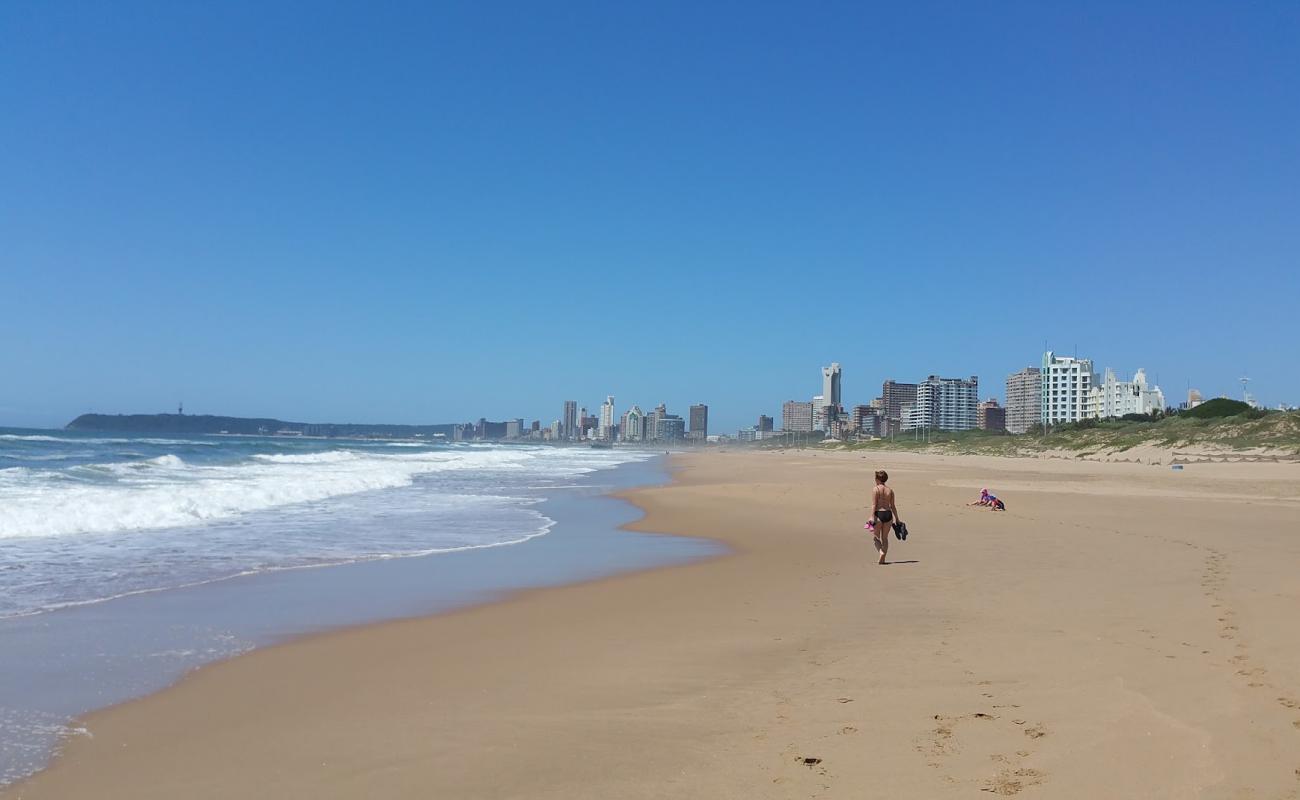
<box><xmin>19</xmin><ymin>345</ymin><xmax>1282</xmax><ymax>441</ymax></box>
<box><xmin>3</xmin><ymin>4</ymin><xmax>1297</xmax><ymax>432</ymax></box>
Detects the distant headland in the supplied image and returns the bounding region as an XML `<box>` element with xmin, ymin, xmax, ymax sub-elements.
<box><xmin>65</xmin><ymin>413</ymin><xmax>460</xmax><ymax>439</ymax></box>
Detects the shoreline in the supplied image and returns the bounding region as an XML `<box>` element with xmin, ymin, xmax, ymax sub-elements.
<box><xmin>7</xmin><ymin>450</ymin><xmax>1300</xmax><ymax>798</ymax></box>
<box><xmin>0</xmin><ymin>454</ymin><xmax>721</xmax><ymax>789</ymax></box>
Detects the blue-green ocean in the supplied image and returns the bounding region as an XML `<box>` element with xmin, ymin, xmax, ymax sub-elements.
<box><xmin>0</xmin><ymin>428</ymin><xmax>653</xmax><ymax>619</ymax></box>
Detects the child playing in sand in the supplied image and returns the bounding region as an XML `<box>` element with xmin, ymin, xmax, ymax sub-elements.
<box><xmin>968</xmin><ymin>489</ymin><xmax>1005</xmax><ymax>511</ymax></box>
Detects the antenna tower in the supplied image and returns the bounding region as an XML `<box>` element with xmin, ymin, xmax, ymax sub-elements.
<box><xmin>1240</xmin><ymin>377</ymin><xmax>1255</xmax><ymax>408</ymax></box>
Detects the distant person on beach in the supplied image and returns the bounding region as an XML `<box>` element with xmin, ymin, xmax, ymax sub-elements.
<box><xmin>968</xmin><ymin>488</ymin><xmax>1005</xmax><ymax>511</ymax></box>
<box><xmin>871</xmin><ymin>470</ymin><xmax>901</xmax><ymax>565</ymax></box>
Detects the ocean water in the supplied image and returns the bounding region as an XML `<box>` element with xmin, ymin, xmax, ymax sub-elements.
<box><xmin>0</xmin><ymin>428</ymin><xmax>651</xmax><ymax>619</ymax></box>
<box><xmin>0</xmin><ymin>428</ymin><xmax>720</xmax><ymax>786</ymax></box>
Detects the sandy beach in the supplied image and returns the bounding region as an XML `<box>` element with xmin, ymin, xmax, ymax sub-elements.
<box><xmin>6</xmin><ymin>450</ymin><xmax>1300</xmax><ymax>799</ymax></box>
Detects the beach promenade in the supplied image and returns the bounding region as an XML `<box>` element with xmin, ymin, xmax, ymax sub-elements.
<box><xmin>7</xmin><ymin>450</ymin><xmax>1300</xmax><ymax>799</ymax></box>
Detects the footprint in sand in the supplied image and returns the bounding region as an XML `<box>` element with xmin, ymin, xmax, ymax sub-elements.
<box><xmin>1024</xmin><ymin>724</ymin><xmax>1049</xmax><ymax>740</ymax></box>
<box><xmin>1280</xmin><ymin>698</ymin><xmax>1300</xmax><ymax>710</ymax></box>
<box><xmin>983</xmin><ymin>767</ymin><xmax>1046</xmax><ymax>796</ymax></box>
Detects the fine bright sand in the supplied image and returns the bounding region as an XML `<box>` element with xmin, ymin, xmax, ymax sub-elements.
<box><xmin>5</xmin><ymin>451</ymin><xmax>1300</xmax><ymax>799</ymax></box>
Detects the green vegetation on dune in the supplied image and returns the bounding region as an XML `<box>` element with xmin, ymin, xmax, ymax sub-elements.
<box><xmin>1181</xmin><ymin>398</ymin><xmax>1255</xmax><ymax>419</ymax></box>
<box><xmin>821</xmin><ymin>410</ymin><xmax>1300</xmax><ymax>460</ymax></box>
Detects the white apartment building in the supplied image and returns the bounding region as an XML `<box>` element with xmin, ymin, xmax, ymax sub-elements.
<box><xmin>598</xmin><ymin>396</ymin><xmax>616</xmax><ymax>441</ymax></box>
<box><xmin>1089</xmin><ymin>368</ymin><xmax>1165</xmax><ymax>419</ymax></box>
<box><xmin>1041</xmin><ymin>351</ymin><xmax>1095</xmax><ymax>426</ymax></box>
<box><xmin>811</xmin><ymin>394</ymin><xmax>825</xmax><ymax>431</ymax></box>
<box><xmin>621</xmin><ymin>405</ymin><xmax>644</xmax><ymax>442</ymax></box>
<box><xmin>902</xmin><ymin>375</ymin><xmax>979</xmax><ymax>431</ymax></box>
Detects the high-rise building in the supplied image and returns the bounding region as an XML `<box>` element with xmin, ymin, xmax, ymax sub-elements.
<box><xmin>1187</xmin><ymin>388</ymin><xmax>1203</xmax><ymax>409</ymax></box>
<box><xmin>505</xmin><ymin>419</ymin><xmax>523</xmax><ymax>438</ymax></box>
<box><xmin>655</xmin><ymin>414</ymin><xmax>685</xmax><ymax>441</ymax></box>
<box><xmin>821</xmin><ymin>362</ymin><xmax>842</xmax><ymax>408</ymax></box>
<box><xmin>1089</xmin><ymin>368</ymin><xmax>1165</xmax><ymax>419</ymax></box>
<box><xmin>562</xmin><ymin>400</ymin><xmax>578</xmax><ymax>441</ymax></box>
<box><xmin>645</xmin><ymin>403</ymin><xmax>667</xmax><ymax>442</ymax></box>
<box><xmin>782</xmin><ymin>400</ymin><xmax>814</xmax><ymax>432</ymax></box>
<box><xmin>476</xmin><ymin>419</ymin><xmax>508</xmax><ymax>439</ymax></box>
<box><xmin>904</xmin><ymin>376</ymin><xmax>979</xmax><ymax>431</ymax></box>
<box><xmin>1005</xmin><ymin>367</ymin><xmax>1041</xmax><ymax>434</ymax></box>
<box><xmin>880</xmin><ymin>380</ymin><xmax>918</xmax><ymax>433</ymax></box>
<box><xmin>1041</xmin><ymin>352</ymin><xmax>1095</xmax><ymax>426</ymax></box>
<box><xmin>852</xmin><ymin>405</ymin><xmax>882</xmax><ymax>437</ymax></box>
<box><xmin>977</xmin><ymin>400</ymin><xmax>1006</xmax><ymax>432</ymax></box>
<box><xmin>689</xmin><ymin>404</ymin><xmax>708</xmax><ymax>441</ymax></box>
<box><xmin>599</xmin><ymin>396</ymin><xmax>616</xmax><ymax>441</ymax></box>
<box><xmin>757</xmin><ymin>415</ymin><xmax>774</xmax><ymax>432</ymax></box>
<box><xmin>811</xmin><ymin>394</ymin><xmax>825</xmax><ymax>431</ymax></box>
<box><xmin>621</xmin><ymin>405</ymin><xmax>645</xmax><ymax>442</ymax></box>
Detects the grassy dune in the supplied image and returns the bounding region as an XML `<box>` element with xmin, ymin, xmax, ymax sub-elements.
<box><xmin>820</xmin><ymin>410</ymin><xmax>1300</xmax><ymax>461</ymax></box>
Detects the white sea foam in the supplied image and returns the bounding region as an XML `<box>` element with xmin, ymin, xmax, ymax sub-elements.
<box><xmin>0</xmin><ymin>434</ymin><xmax>214</xmax><ymax>446</ymax></box>
<box><xmin>0</xmin><ymin>446</ymin><xmax>642</xmax><ymax>540</ymax></box>
<box><xmin>251</xmin><ymin>450</ymin><xmax>362</xmax><ymax>464</ymax></box>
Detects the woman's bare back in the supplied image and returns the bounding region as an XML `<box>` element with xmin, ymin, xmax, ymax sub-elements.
<box><xmin>873</xmin><ymin>484</ymin><xmax>895</xmax><ymax>512</ymax></box>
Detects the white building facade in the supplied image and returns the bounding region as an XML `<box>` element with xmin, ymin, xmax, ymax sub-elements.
<box><xmin>901</xmin><ymin>375</ymin><xmax>979</xmax><ymax>431</ymax></box>
<box><xmin>811</xmin><ymin>394</ymin><xmax>825</xmax><ymax>431</ymax></box>
<box><xmin>1089</xmin><ymin>368</ymin><xmax>1165</xmax><ymax>419</ymax></box>
<box><xmin>621</xmin><ymin>405</ymin><xmax>644</xmax><ymax>442</ymax></box>
<box><xmin>598</xmin><ymin>396</ymin><xmax>616</xmax><ymax>441</ymax></box>
<box><xmin>1041</xmin><ymin>352</ymin><xmax>1095</xmax><ymax>426</ymax></box>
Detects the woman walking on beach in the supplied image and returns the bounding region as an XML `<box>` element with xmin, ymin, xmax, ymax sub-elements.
<box><xmin>872</xmin><ymin>470</ymin><xmax>900</xmax><ymax>565</ymax></box>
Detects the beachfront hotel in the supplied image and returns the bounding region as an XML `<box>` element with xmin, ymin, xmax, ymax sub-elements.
<box><xmin>655</xmin><ymin>413</ymin><xmax>685</xmax><ymax>441</ymax></box>
<box><xmin>880</xmin><ymin>380</ymin><xmax>918</xmax><ymax>435</ymax></box>
<box><xmin>688</xmin><ymin>404</ymin><xmax>708</xmax><ymax>441</ymax></box>
<box><xmin>851</xmin><ymin>405</ymin><xmax>883</xmax><ymax>437</ymax></box>
<box><xmin>598</xmin><ymin>396</ymin><xmax>616</xmax><ymax>441</ymax></box>
<box><xmin>1041</xmin><ymin>351</ymin><xmax>1095</xmax><ymax>426</ymax></box>
<box><xmin>977</xmin><ymin>399</ymin><xmax>1006</xmax><ymax>432</ymax></box>
<box><xmin>562</xmin><ymin>400</ymin><xmax>578</xmax><ymax>440</ymax></box>
<box><xmin>1005</xmin><ymin>367</ymin><xmax>1041</xmax><ymax>434</ymax></box>
<box><xmin>782</xmin><ymin>400</ymin><xmax>814</xmax><ymax>432</ymax></box>
<box><xmin>902</xmin><ymin>375</ymin><xmax>979</xmax><ymax>431</ymax></box>
<box><xmin>620</xmin><ymin>405</ymin><xmax>644</xmax><ymax>442</ymax></box>
<box><xmin>1089</xmin><ymin>368</ymin><xmax>1166</xmax><ymax>418</ymax></box>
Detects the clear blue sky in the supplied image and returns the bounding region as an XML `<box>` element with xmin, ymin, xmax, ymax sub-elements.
<box><xmin>2</xmin><ymin>2</ymin><xmax>1297</xmax><ymax>432</ymax></box>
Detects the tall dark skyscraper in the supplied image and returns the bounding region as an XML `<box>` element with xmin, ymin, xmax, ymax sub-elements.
<box><xmin>757</xmin><ymin>415</ymin><xmax>774</xmax><ymax>432</ymax></box>
<box><xmin>689</xmin><ymin>404</ymin><xmax>708</xmax><ymax>441</ymax></box>
<box><xmin>562</xmin><ymin>400</ymin><xmax>578</xmax><ymax>440</ymax></box>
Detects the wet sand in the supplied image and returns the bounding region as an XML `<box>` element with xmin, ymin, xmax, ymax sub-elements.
<box><xmin>6</xmin><ymin>450</ymin><xmax>1300</xmax><ymax>799</ymax></box>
